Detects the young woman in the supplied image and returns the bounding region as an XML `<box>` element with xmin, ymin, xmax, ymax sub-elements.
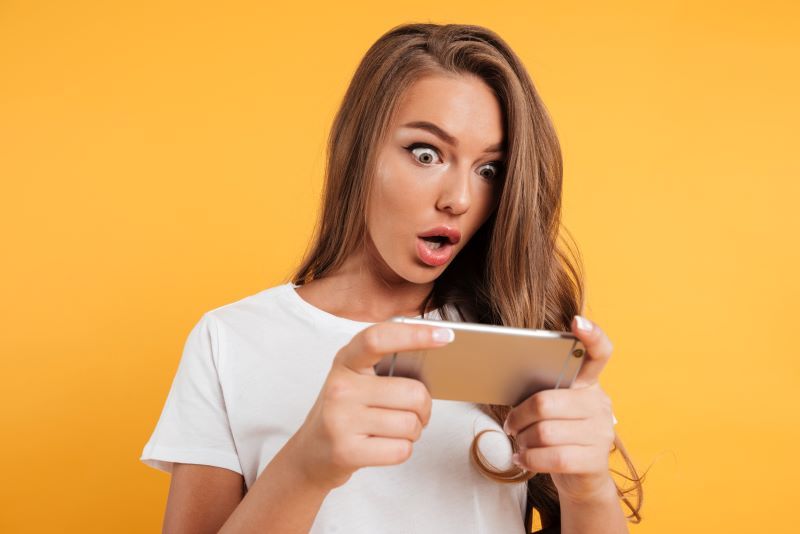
<box><xmin>141</xmin><ymin>23</ymin><xmax>644</xmax><ymax>533</ymax></box>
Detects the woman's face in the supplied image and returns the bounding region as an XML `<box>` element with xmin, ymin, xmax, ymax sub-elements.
<box><xmin>366</xmin><ymin>72</ymin><xmax>505</xmax><ymax>284</ymax></box>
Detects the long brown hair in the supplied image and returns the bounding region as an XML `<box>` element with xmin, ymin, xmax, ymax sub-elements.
<box><xmin>292</xmin><ymin>23</ymin><xmax>645</xmax><ymax>530</ymax></box>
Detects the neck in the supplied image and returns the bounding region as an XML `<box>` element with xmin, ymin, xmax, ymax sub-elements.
<box><xmin>296</xmin><ymin>241</ymin><xmax>436</xmax><ymax>323</ymax></box>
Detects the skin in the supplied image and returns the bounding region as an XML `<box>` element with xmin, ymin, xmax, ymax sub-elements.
<box><xmin>166</xmin><ymin>72</ymin><xmax>628</xmax><ymax>534</ymax></box>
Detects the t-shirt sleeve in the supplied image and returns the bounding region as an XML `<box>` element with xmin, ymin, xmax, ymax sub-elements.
<box><xmin>139</xmin><ymin>312</ymin><xmax>242</xmax><ymax>475</ymax></box>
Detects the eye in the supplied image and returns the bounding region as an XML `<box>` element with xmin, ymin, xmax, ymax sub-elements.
<box><xmin>477</xmin><ymin>162</ymin><xmax>504</xmax><ymax>181</ymax></box>
<box><xmin>404</xmin><ymin>143</ymin><xmax>442</xmax><ymax>165</ymax></box>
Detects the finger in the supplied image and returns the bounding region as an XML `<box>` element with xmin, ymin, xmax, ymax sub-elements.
<box><xmin>504</xmin><ymin>387</ymin><xmax>601</xmax><ymax>437</ymax></box>
<box><xmin>355</xmin><ymin>374</ymin><xmax>432</xmax><ymax>427</ymax></box>
<box><xmin>515</xmin><ymin>445</ymin><xmax>606</xmax><ymax>474</ymax></box>
<box><xmin>516</xmin><ymin>418</ymin><xmax>613</xmax><ymax>449</ymax></box>
<box><xmin>570</xmin><ymin>315</ymin><xmax>613</xmax><ymax>388</ymax></box>
<box><xmin>335</xmin><ymin>322</ymin><xmax>455</xmax><ymax>374</ymax></box>
<box><xmin>351</xmin><ymin>436</ymin><xmax>414</xmax><ymax>467</ymax></box>
<box><xmin>354</xmin><ymin>406</ymin><xmax>425</xmax><ymax>441</ymax></box>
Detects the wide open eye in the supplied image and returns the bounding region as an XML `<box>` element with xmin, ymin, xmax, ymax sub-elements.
<box><xmin>405</xmin><ymin>143</ymin><xmax>442</xmax><ymax>165</ymax></box>
<box><xmin>477</xmin><ymin>162</ymin><xmax>504</xmax><ymax>181</ymax></box>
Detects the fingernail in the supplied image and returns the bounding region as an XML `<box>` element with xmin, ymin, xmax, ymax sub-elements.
<box><xmin>511</xmin><ymin>453</ymin><xmax>521</xmax><ymax>467</ymax></box>
<box><xmin>432</xmin><ymin>327</ymin><xmax>454</xmax><ymax>343</ymax></box>
<box><xmin>574</xmin><ymin>315</ymin><xmax>593</xmax><ymax>332</ymax></box>
<box><xmin>503</xmin><ymin>416</ymin><xmax>516</xmax><ymax>437</ymax></box>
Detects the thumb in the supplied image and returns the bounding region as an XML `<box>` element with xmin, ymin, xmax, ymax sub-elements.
<box><xmin>570</xmin><ymin>315</ymin><xmax>613</xmax><ymax>388</ymax></box>
<box><xmin>335</xmin><ymin>321</ymin><xmax>455</xmax><ymax>374</ymax></box>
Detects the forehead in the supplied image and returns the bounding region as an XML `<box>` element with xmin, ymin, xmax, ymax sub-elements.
<box><xmin>391</xmin><ymin>73</ymin><xmax>504</xmax><ymax>146</ymax></box>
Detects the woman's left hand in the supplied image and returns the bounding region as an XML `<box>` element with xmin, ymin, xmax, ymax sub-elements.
<box><xmin>503</xmin><ymin>315</ymin><xmax>618</xmax><ymax>503</ymax></box>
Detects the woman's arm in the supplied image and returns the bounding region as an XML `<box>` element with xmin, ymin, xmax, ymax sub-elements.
<box><xmin>558</xmin><ymin>475</ymin><xmax>628</xmax><ymax>534</ymax></box>
<box><xmin>163</xmin><ymin>463</ymin><xmax>246</xmax><ymax>534</ymax></box>
<box><xmin>162</xmin><ymin>321</ymin><xmax>448</xmax><ymax>533</ymax></box>
<box><xmin>218</xmin><ymin>322</ymin><xmax>448</xmax><ymax>533</ymax></box>
<box><xmin>163</xmin><ymin>437</ymin><xmax>333</xmax><ymax>534</ymax></box>
<box><xmin>216</xmin><ymin>437</ymin><xmax>334</xmax><ymax>534</ymax></box>
<box><xmin>507</xmin><ymin>316</ymin><xmax>629</xmax><ymax>534</ymax></box>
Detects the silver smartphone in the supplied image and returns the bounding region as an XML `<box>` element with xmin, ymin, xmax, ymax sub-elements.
<box><xmin>373</xmin><ymin>316</ymin><xmax>587</xmax><ymax>407</ymax></box>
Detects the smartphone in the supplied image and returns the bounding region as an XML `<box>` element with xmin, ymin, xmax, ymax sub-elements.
<box><xmin>373</xmin><ymin>316</ymin><xmax>586</xmax><ymax>407</ymax></box>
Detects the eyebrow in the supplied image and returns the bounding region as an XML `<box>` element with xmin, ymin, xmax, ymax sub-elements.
<box><xmin>401</xmin><ymin>120</ymin><xmax>505</xmax><ymax>154</ymax></box>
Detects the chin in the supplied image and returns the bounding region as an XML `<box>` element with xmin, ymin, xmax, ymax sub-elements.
<box><xmin>374</xmin><ymin>259</ymin><xmax>437</xmax><ymax>286</ymax></box>
<box><xmin>403</xmin><ymin>272</ymin><xmax>439</xmax><ymax>285</ymax></box>
<box><xmin>399</xmin><ymin>261</ymin><xmax>448</xmax><ymax>285</ymax></box>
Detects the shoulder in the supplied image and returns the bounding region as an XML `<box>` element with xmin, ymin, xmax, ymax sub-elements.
<box><xmin>202</xmin><ymin>282</ymin><xmax>297</xmax><ymax>334</ymax></box>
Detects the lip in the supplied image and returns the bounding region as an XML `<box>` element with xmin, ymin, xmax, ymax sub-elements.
<box><xmin>416</xmin><ymin>237</ymin><xmax>453</xmax><ymax>267</ymax></box>
<box><xmin>417</xmin><ymin>226</ymin><xmax>462</xmax><ymax>245</ymax></box>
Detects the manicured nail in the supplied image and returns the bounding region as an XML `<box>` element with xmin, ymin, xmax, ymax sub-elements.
<box><xmin>503</xmin><ymin>417</ymin><xmax>511</xmax><ymax>435</ymax></box>
<box><xmin>512</xmin><ymin>453</ymin><xmax>521</xmax><ymax>467</ymax></box>
<box><xmin>432</xmin><ymin>328</ymin><xmax>454</xmax><ymax>343</ymax></box>
<box><xmin>574</xmin><ymin>315</ymin><xmax>593</xmax><ymax>332</ymax></box>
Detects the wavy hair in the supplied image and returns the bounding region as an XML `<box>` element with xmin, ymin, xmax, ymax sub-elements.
<box><xmin>292</xmin><ymin>22</ymin><xmax>646</xmax><ymax>531</ymax></box>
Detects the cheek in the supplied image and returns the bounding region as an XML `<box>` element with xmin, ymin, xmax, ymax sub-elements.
<box><xmin>366</xmin><ymin>159</ymin><xmax>435</xmax><ymax>265</ymax></box>
<box><xmin>455</xmin><ymin>188</ymin><xmax>497</xmax><ymax>250</ymax></box>
<box><xmin>371</xmin><ymin>158</ymin><xmax>432</xmax><ymax>222</ymax></box>
<box><xmin>475</xmin><ymin>184</ymin><xmax>494</xmax><ymax>208</ymax></box>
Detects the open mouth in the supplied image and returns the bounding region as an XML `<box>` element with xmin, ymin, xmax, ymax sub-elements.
<box><xmin>419</xmin><ymin>235</ymin><xmax>449</xmax><ymax>250</ymax></box>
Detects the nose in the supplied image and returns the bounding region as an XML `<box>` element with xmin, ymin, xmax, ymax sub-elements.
<box><xmin>435</xmin><ymin>164</ymin><xmax>471</xmax><ymax>215</ymax></box>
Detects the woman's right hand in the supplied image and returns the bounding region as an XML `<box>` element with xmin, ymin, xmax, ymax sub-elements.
<box><xmin>286</xmin><ymin>321</ymin><xmax>455</xmax><ymax>491</ymax></box>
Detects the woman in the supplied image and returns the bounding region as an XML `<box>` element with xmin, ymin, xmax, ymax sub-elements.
<box><xmin>141</xmin><ymin>23</ymin><xmax>644</xmax><ymax>533</ymax></box>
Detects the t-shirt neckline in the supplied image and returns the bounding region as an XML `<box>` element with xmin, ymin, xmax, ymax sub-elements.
<box><xmin>284</xmin><ymin>282</ymin><xmax>441</xmax><ymax>328</ymax></box>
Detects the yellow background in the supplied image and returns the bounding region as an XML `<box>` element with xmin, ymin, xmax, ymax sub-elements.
<box><xmin>1</xmin><ymin>1</ymin><xmax>798</xmax><ymax>532</ymax></box>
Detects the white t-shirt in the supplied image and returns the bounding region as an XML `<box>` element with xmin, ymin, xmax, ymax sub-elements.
<box><xmin>140</xmin><ymin>282</ymin><xmax>528</xmax><ymax>533</ymax></box>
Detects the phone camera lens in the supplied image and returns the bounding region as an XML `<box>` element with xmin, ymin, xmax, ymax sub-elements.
<box><xmin>572</xmin><ymin>348</ymin><xmax>584</xmax><ymax>358</ymax></box>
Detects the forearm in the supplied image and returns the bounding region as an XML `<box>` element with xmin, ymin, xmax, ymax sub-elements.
<box><xmin>218</xmin><ymin>438</ymin><xmax>333</xmax><ymax>533</ymax></box>
<box><xmin>558</xmin><ymin>477</ymin><xmax>628</xmax><ymax>534</ymax></box>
